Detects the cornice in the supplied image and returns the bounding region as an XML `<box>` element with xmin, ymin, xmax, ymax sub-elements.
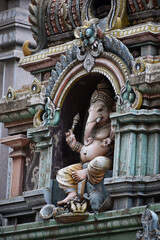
<box><xmin>19</xmin><ymin>22</ymin><xmax>160</xmax><ymax>73</ymax></box>
<box><xmin>0</xmin><ymin>8</ymin><xmax>35</xmax><ymax>49</ymax></box>
<box><xmin>0</xmin><ymin>8</ymin><xmax>30</xmax><ymax>27</ymax></box>
<box><xmin>0</xmin><ymin>204</ymin><xmax>160</xmax><ymax>240</ymax></box>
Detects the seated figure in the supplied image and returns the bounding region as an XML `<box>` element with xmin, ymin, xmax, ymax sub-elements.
<box><xmin>56</xmin><ymin>80</ymin><xmax>114</xmax><ymax>205</ymax></box>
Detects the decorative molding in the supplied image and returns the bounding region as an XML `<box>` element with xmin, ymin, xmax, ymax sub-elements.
<box><xmin>0</xmin><ymin>93</ymin><xmax>45</xmax><ymax>124</ymax></box>
<box><xmin>0</xmin><ymin>30</ymin><xmax>16</xmax><ymax>47</ymax></box>
<box><xmin>5</xmin><ymin>86</ymin><xmax>16</xmax><ymax>102</ymax></box>
<box><xmin>0</xmin><ymin>8</ymin><xmax>35</xmax><ymax>49</ymax></box>
<box><xmin>108</xmin><ymin>22</ymin><xmax>160</xmax><ymax>39</ymax></box>
<box><xmin>18</xmin><ymin>22</ymin><xmax>160</xmax><ymax>71</ymax></box>
<box><xmin>0</xmin><ymin>9</ymin><xmax>16</xmax><ymax>22</ymax></box>
<box><xmin>133</xmin><ymin>57</ymin><xmax>146</xmax><ymax>74</ymax></box>
<box><xmin>26</xmin><ymin>0</ymin><xmax>128</xmax><ymax>54</ymax></box>
<box><xmin>0</xmin><ymin>188</ymin><xmax>51</xmax><ymax>216</ymax></box>
<box><xmin>1</xmin><ymin>204</ymin><xmax>160</xmax><ymax>239</ymax></box>
<box><xmin>104</xmin><ymin>36</ymin><xmax>134</xmax><ymax>71</ymax></box>
<box><xmin>24</xmin><ymin>142</ymin><xmax>39</xmax><ymax>191</ymax></box>
<box><xmin>18</xmin><ymin>39</ymin><xmax>81</xmax><ymax>67</ymax></box>
<box><xmin>127</xmin><ymin>0</ymin><xmax>160</xmax><ymax>14</ymax></box>
<box><xmin>0</xmin><ymin>49</ymin><xmax>24</xmax><ymax>61</ymax></box>
<box><xmin>30</xmin><ymin>78</ymin><xmax>42</xmax><ymax>94</ymax></box>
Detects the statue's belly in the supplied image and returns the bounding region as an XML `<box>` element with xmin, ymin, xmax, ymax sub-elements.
<box><xmin>80</xmin><ymin>140</ymin><xmax>108</xmax><ymax>163</ymax></box>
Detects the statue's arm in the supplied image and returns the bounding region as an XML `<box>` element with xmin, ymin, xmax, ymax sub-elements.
<box><xmin>65</xmin><ymin>129</ymin><xmax>83</xmax><ymax>153</ymax></box>
<box><xmin>101</xmin><ymin>126</ymin><xmax>115</xmax><ymax>147</ymax></box>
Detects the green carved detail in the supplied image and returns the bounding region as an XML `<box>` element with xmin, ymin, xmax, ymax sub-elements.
<box><xmin>43</xmin><ymin>97</ymin><xmax>61</xmax><ymax>126</ymax></box>
<box><xmin>116</xmin><ymin>80</ymin><xmax>136</xmax><ymax>112</ymax></box>
<box><xmin>0</xmin><ymin>105</ymin><xmax>43</xmax><ymax>124</ymax></box>
<box><xmin>111</xmin><ymin>109</ymin><xmax>160</xmax><ymax>177</ymax></box>
<box><xmin>48</xmin><ymin>109</ymin><xmax>61</xmax><ymax>126</ymax></box>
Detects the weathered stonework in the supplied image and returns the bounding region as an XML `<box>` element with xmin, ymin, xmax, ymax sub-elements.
<box><xmin>0</xmin><ymin>0</ymin><xmax>36</xmax><ymax>201</ymax></box>
<box><xmin>0</xmin><ymin>0</ymin><xmax>160</xmax><ymax>239</ymax></box>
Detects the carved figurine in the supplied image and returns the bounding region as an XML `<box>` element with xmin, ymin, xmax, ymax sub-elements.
<box><xmin>56</xmin><ymin>80</ymin><xmax>114</xmax><ymax>208</ymax></box>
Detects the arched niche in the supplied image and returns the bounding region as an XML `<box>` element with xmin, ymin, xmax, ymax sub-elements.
<box><xmin>50</xmin><ymin>68</ymin><xmax>119</xmax><ymax>178</ymax></box>
<box><xmin>46</xmin><ymin>47</ymin><xmax>132</xmax><ymax>179</ymax></box>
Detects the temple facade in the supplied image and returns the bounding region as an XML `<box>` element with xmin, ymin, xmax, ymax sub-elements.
<box><xmin>0</xmin><ymin>0</ymin><xmax>160</xmax><ymax>239</ymax></box>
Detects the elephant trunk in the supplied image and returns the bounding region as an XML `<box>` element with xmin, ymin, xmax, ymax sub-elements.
<box><xmin>83</xmin><ymin>116</ymin><xmax>102</xmax><ymax>145</ymax></box>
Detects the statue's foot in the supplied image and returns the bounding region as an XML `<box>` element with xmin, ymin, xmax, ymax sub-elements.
<box><xmin>57</xmin><ymin>191</ymin><xmax>77</xmax><ymax>205</ymax></box>
<box><xmin>72</xmin><ymin>169</ymin><xmax>87</xmax><ymax>181</ymax></box>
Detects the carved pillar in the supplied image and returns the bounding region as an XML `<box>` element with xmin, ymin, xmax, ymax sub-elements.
<box><xmin>105</xmin><ymin>109</ymin><xmax>160</xmax><ymax>210</ymax></box>
<box><xmin>0</xmin><ymin>134</ymin><xmax>30</xmax><ymax>197</ymax></box>
<box><xmin>27</xmin><ymin>126</ymin><xmax>53</xmax><ymax>190</ymax></box>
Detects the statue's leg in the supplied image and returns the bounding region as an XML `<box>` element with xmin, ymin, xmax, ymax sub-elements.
<box><xmin>87</xmin><ymin>156</ymin><xmax>112</xmax><ymax>185</ymax></box>
<box><xmin>86</xmin><ymin>156</ymin><xmax>113</xmax><ymax>211</ymax></box>
<box><xmin>56</xmin><ymin>163</ymin><xmax>83</xmax><ymax>205</ymax></box>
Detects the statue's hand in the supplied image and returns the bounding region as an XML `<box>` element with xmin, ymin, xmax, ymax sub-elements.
<box><xmin>65</xmin><ymin>129</ymin><xmax>77</xmax><ymax>150</ymax></box>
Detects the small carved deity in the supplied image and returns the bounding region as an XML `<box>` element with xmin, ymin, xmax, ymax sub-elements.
<box><xmin>56</xmin><ymin>80</ymin><xmax>114</xmax><ymax>206</ymax></box>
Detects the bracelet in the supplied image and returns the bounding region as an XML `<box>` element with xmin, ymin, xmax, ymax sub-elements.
<box><xmin>73</xmin><ymin>143</ymin><xmax>80</xmax><ymax>152</ymax></box>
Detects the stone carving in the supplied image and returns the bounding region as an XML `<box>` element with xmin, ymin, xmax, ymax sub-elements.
<box><xmin>40</xmin><ymin>22</ymin><xmax>137</xmax><ymax>127</ymax></box>
<box><xmin>116</xmin><ymin>80</ymin><xmax>143</xmax><ymax>112</ymax></box>
<box><xmin>74</xmin><ymin>19</ymin><xmax>104</xmax><ymax>72</ymax></box>
<box><xmin>40</xmin><ymin>201</ymin><xmax>88</xmax><ymax>223</ymax></box>
<box><xmin>24</xmin><ymin>142</ymin><xmax>39</xmax><ymax>191</ymax></box>
<box><xmin>116</xmin><ymin>80</ymin><xmax>136</xmax><ymax>112</ymax></box>
<box><xmin>133</xmin><ymin>57</ymin><xmax>146</xmax><ymax>74</ymax></box>
<box><xmin>56</xmin><ymin>80</ymin><xmax>114</xmax><ymax>212</ymax></box>
<box><xmin>103</xmin><ymin>36</ymin><xmax>134</xmax><ymax>71</ymax></box>
<box><xmin>42</xmin><ymin>97</ymin><xmax>56</xmax><ymax>126</ymax></box>
<box><xmin>82</xmin><ymin>0</ymin><xmax>129</xmax><ymax>31</ymax></box>
<box><xmin>30</xmin><ymin>78</ymin><xmax>42</xmax><ymax>94</ymax></box>
<box><xmin>135</xmin><ymin>208</ymin><xmax>160</xmax><ymax>240</ymax></box>
<box><xmin>45</xmin><ymin>44</ymin><xmax>77</xmax><ymax>99</ymax></box>
<box><xmin>5</xmin><ymin>86</ymin><xmax>16</xmax><ymax>102</ymax></box>
<box><xmin>22</xmin><ymin>0</ymin><xmax>48</xmax><ymax>55</ymax></box>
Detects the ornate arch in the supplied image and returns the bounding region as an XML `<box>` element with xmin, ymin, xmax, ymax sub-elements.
<box><xmin>36</xmin><ymin>22</ymin><xmax>142</xmax><ymax>127</ymax></box>
<box><xmin>51</xmin><ymin>54</ymin><xmax>129</xmax><ymax>110</ymax></box>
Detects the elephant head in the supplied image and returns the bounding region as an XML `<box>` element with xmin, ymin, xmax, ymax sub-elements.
<box><xmin>83</xmin><ymin>100</ymin><xmax>110</xmax><ymax>145</ymax></box>
<box><xmin>83</xmin><ymin>81</ymin><xmax>114</xmax><ymax>146</ymax></box>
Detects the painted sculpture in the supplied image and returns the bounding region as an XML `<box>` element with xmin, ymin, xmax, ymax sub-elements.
<box><xmin>56</xmin><ymin>80</ymin><xmax>115</xmax><ymax>211</ymax></box>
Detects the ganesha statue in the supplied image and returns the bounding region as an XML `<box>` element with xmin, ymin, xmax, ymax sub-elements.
<box><xmin>56</xmin><ymin>80</ymin><xmax>115</xmax><ymax>211</ymax></box>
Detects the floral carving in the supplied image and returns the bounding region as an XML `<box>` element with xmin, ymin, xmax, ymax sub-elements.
<box><xmin>24</xmin><ymin>142</ymin><xmax>39</xmax><ymax>191</ymax></box>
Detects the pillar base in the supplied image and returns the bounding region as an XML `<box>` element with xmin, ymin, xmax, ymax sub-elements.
<box><xmin>105</xmin><ymin>175</ymin><xmax>160</xmax><ymax>210</ymax></box>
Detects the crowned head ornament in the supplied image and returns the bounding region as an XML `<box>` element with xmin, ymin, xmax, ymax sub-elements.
<box><xmin>91</xmin><ymin>80</ymin><xmax>114</xmax><ymax>109</ymax></box>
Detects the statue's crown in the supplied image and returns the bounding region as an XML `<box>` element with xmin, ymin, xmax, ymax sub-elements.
<box><xmin>90</xmin><ymin>80</ymin><xmax>114</xmax><ymax>109</ymax></box>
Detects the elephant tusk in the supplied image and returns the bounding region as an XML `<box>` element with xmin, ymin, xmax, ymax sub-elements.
<box><xmin>86</xmin><ymin>117</ymin><xmax>102</xmax><ymax>125</ymax></box>
<box><xmin>96</xmin><ymin>117</ymin><xmax>102</xmax><ymax>123</ymax></box>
